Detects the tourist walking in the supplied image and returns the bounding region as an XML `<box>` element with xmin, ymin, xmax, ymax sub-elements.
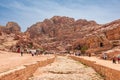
<box><xmin>20</xmin><ymin>47</ymin><xmax>24</xmax><ymax>56</ymax></box>
<box><xmin>88</xmin><ymin>53</ymin><xmax>91</xmax><ymax>57</ymax></box>
<box><xmin>112</xmin><ymin>56</ymin><xmax>117</xmax><ymax>64</ymax></box>
<box><xmin>17</xmin><ymin>47</ymin><xmax>20</xmax><ymax>53</ymax></box>
<box><xmin>117</xmin><ymin>55</ymin><xmax>120</xmax><ymax>64</ymax></box>
<box><xmin>30</xmin><ymin>50</ymin><xmax>36</xmax><ymax>56</ymax></box>
<box><xmin>103</xmin><ymin>53</ymin><xmax>107</xmax><ymax>60</ymax></box>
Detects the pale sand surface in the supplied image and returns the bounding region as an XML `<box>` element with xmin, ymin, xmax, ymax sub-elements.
<box><xmin>79</xmin><ymin>56</ymin><xmax>120</xmax><ymax>71</ymax></box>
<box><xmin>29</xmin><ymin>56</ymin><xmax>104</xmax><ymax>80</ymax></box>
<box><xmin>0</xmin><ymin>50</ymin><xmax>53</xmax><ymax>73</ymax></box>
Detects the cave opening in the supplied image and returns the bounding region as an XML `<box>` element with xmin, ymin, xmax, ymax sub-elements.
<box><xmin>100</xmin><ymin>42</ymin><xmax>104</xmax><ymax>47</ymax></box>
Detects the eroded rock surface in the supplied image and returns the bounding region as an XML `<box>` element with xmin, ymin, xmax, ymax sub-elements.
<box><xmin>1</xmin><ymin>16</ymin><xmax>120</xmax><ymax>58</ymax></box>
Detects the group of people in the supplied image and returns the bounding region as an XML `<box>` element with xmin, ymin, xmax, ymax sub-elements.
<box><xmin>74</xmin><ymin>50</ymin><xmax>92</xmax><ymax>57</ymax></box>
<box><xmin>74</xmin><ymin>51</ymin><xmax>120</xmax><ymax>64</ymax></box>
<box><xmin>102</xmin><ymin>53</ymin><xmax>107</xmax><ymax>60</ymax></box>
<box><xmin>74</xmin><ymin>51</ymin><xmax>81</xmax><ymax>56</ymax></box>
<box><xmin>20</xmin><ymin>49</ymin><xmax>38</xmax><ymax>56</ymax></box>
<box><xmin>102</xmin><ymin>53</ymin><xmax>120</xmax><ymax>64</ymax></box>
<box><xmin>16</xmin><ymin>46</ymin><xmax>44</xmax><ymax>56</ymax></box>
<box><xmin>112</xmin><ymin>55</ymin><xmax>120</xmax><ymax>64</ymax></box>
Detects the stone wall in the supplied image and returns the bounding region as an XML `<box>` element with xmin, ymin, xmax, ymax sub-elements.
<box><xmin>69</xmin><ymin>56</ymin><xmax>120</xmax><ymax>80</ymax></box>
<box><xmin>0</xmin><ymin>57</ymin><xmax>55</xmax><ymax>80</ymax></box>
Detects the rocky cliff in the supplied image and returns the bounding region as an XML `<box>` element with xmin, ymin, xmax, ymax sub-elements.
<box><xmin>1</xmin><ymin>16</ymin><xmax>120</xmax><ymax>55</ymax></box>
<box><xmin>25</xmin><ymin>16</ymin><xmax>120</xmax><ymax>54</ymax></box>
<box><xmin>26</xmin><ymin>16</ymin><xmax>100</xmax><ymax>39</ymax></box>
<box><xmin>0</xmin><ymin>22</ymin><xmax>21</xmax><ymax>51</ymax></box>
<box><xmin>76</xmin><ymin>19</ymin><xmax>120</xmax><ymax>54</ymax></box>
<box><xmin>0</xmin><ymin>22</ymin><xmax>21</xmax><ymax>34</ymax></box>
<box><xmin>25</xmin><ymin>16</ymin><xmax>101</xmax><ymax>51</ymax></box>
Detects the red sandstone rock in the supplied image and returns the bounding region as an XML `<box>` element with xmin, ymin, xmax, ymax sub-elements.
<box><xmin>25</xmin><ymin>16</ymin><xmax>101</xmax><ymax>52</ymax></box>
<box><xmin>6</xmin><ymin>22</ymin><xmax>21</xmax><ymax>34</ymax></box>
<box><xmin>1</xmin><ymin>16</ymin><xmax>120</xmax><ymax>54</ymax></box>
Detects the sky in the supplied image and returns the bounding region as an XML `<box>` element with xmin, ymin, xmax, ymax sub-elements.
<box><xmin>0</xmin><ymin>0</ymin><xmax>120</xmax><ymax>32</ymax></box>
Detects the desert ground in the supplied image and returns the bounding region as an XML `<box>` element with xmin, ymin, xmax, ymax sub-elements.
<box><xmin>29</xmin><ymin>56</ymin><xmax>104</xmax><ymax>80</ymax></box>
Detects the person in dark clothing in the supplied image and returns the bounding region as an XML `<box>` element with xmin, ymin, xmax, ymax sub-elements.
<box><xmin>20</xmin><ymin>48</ymin><xmax>24</xmax><ymax>56</ymax></box>
<box><xmin>117</xmin><ymin>55</ymin><xmax>120</xmax><ymax>64</ymax></box>
<box><xmin>112</xmin><ymin>56</ymin><xmax>116</xmax><ymax>64</ymax></box>
<box><xmin>21</xmin><ymin>51</ymin><xmax>23</xmax><ymax>56</ymax></box>
<box><xmin>88</xmin><ymin>53</ymin><xmax>91</xmax><ymax>57</ymax></box>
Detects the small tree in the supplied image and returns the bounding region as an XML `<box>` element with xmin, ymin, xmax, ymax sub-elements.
<box><xmin>81</xmin><ymin>46</ymin><xmax>88</xmax><ymax>55</ymax></box>
<box><xmin>28</xmin><ymin>43</ymin><xmax>33</xmax><ymax>49</ymax></box>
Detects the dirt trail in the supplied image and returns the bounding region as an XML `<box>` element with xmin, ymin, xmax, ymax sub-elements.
<box><xmin>29</xmin><ymin>56</ymin><xmax>104</xmax><ymax>80</ymax></box>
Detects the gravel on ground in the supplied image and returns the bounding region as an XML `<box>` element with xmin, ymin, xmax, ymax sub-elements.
<box><xmin>29</xmin><ymin>56</ymin><xmax>104</xmax><ymax>80</ymax></box>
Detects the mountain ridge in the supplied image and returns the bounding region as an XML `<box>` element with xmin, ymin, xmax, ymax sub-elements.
<box><xmin>0</xmin><ymin>16</ymin><xmax>120</xmax><ymax>56</ymax></box>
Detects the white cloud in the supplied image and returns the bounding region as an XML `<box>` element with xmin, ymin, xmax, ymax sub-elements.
<box><xmin>0</xmin><ymin>0</ymin><xmax>120</xmax><ymax>31</ymax></box>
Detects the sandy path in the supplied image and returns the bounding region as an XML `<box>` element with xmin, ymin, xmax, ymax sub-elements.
<box><xmin>79</xmin><ymin>56</ymin><xmax>120</xmax><ymax>71</ymax></box>
<box><xmin>29</xmin><ymin>56</ymin><xmax>104</xmax><ymax>80</ymax></box>
<box><xmin>0</xmin><ymin>51</ymin><xmax>53</xmax><ymax>73</ymax></box>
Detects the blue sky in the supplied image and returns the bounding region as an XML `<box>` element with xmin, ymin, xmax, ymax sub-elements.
<box><xmin>0</xmin><ymin>0</ymin><xmax>120</xmax><ymax>32</ymax></box>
